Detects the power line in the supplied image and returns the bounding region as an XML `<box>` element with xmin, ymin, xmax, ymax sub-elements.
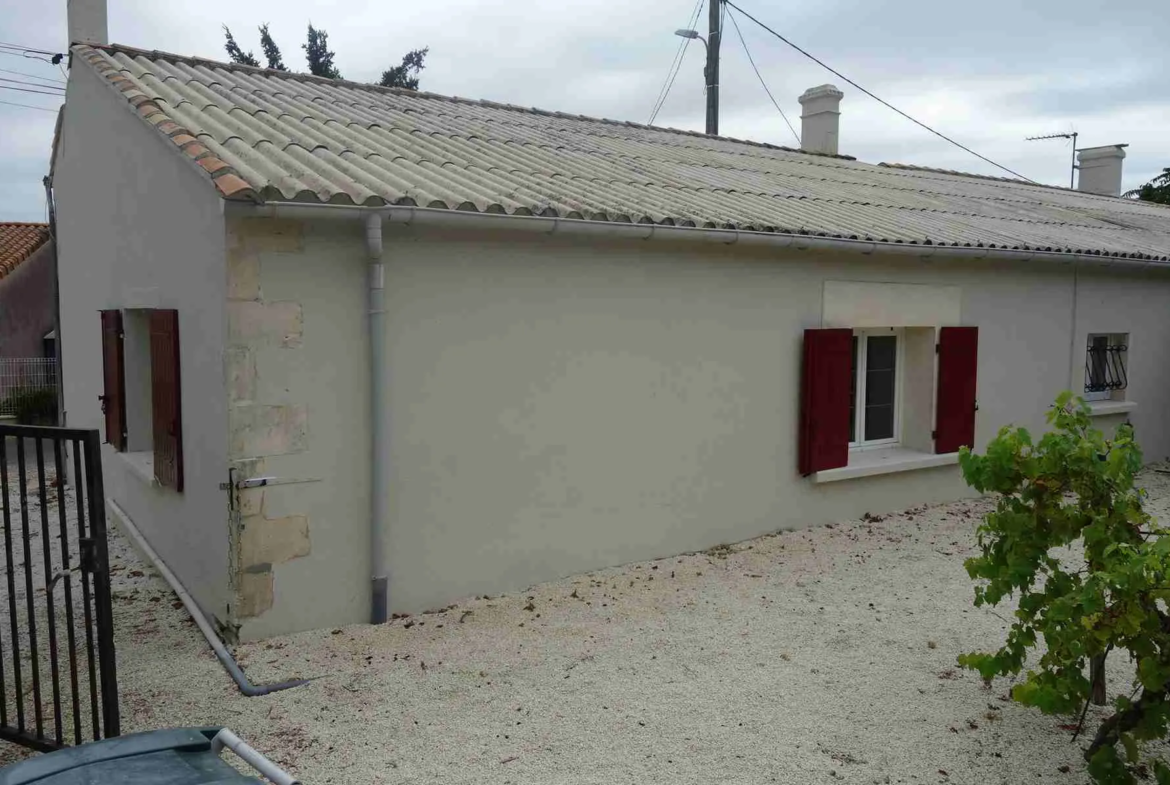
<box><xmin>0</xmin><ymin>76</ymin><xmax>64</xmax><ymax>92</ymax></box>
<box><xmin>0</xmin><ymin>98</ymin><xmax>58</xmax><ymax>112</ymax></box>
<box><xmin>0</xmin><ymin>83</ymin><xmax>65</xmax><ymax>98</ymax></box>
<box><xmin>725</xmin><ymin>7</ymin><xmax>798</xmax><ymax>145</ymax></box>
<box><xmin>0</xmin><ymin>67</ymin><xmax>64</xmax><ymax>85</ymax></box>
<box><xmin>0</xmin><ymin>41</ymin><xmax>58</xmax><ymax>56</ymax></box>
<box><xmin>648</xmin><ymin>0</ymin><xmax>704</xmax><ymax>126</ymax></box>
<box><xmin>723</xmin><ymin>0</ymin><xmax>1037</xmax><ymax>182</ymax></box>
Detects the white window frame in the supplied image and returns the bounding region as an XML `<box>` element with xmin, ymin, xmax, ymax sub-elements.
<box><xmin>1084</xmin><ymin>333</ymin><xmax>1128</xmax><ymax>402</ymax></box>
<box><xmin>850</xmin><ymin>328</ymin><xmax>903</xmax><ymax>450</ymax></box>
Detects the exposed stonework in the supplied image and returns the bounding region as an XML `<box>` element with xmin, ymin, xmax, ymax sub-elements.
<box><xmin>240</xmin><ymin>512</ymin><xmax>310</xmax><ymax>570</ymax></box>
<box><xmin>229</xmin><ymin>404</ymin><xmax>309</xmax><ymax>458</ymax></box>
<box><xmin>226</xmin><ymin>247</ymin><xmax>260</xmax><ymax>301</ymax></box>
<box><xmin>228</xmin><ymin>300</ymin><xmax>303</xmax><ymax>348</ymax></box>
<box><xmin>237</xmin><ymin>566</ymin><xmax>274</xmax><ymax>619</ymax></box>
<box><xmin>225</xmin><ymin>217</ymin><xmax>314</xmax><ymax>625</ymax></box>
<box><xmin>231</xmin><ymin>218</ymin><xmax>305</xmax><ymax>253</ymax></box>
<box><xmin>225</xmin><ymin>346</ymin><xmax>256</xmax><ymax>404</ymax></box>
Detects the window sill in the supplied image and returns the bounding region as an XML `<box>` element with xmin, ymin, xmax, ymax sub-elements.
<box><xmin>118</xmin><ymin>451</ymin><xmax>159</xmax><ymax>488</ymax></box>
<box><xmin>813</xmin><ymin>447</ymin><xmax>960</xmax><ymax>484</ymax></box>
<box><xmin>1086</xmin><ymin>400</ymin><xmax>1136</xmax><ymax>417</ymax></box>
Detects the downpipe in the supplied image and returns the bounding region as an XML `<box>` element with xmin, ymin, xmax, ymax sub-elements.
<box><xmin>108</xmin><ymin>500</ymin><xmax>309</xmax><ymax>696</ymax></box>
<box><xmin>366</xmin><ymin>214</ymin><xmax>389</xmax><ymax>624</ymax></box>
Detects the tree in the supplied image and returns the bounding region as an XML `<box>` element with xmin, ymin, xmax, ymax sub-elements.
<box><xmin>1123</xmin><ymin>169</ymin><xmax>1170</xmax><ymax>205</ymax></box>
<box><xmin>258</xmin><ymin>24</ymin><xmax>287</xmax><ymax>71</ymax></box>
<box><xmin>303</xmin><ymin>24</ymin><xmax>342</xmax><ymax>80</ymax></box>
<box><xmin>958</xmin><ymin>392</ymin><xmax>1170</xmax><ymax>784</ymax></box>
<box><xmin>222</xmin><ymin>26</ymin><xmax>259</xmax><ymax>68</ymax></box>
<box><xmin>380</xmin><ymin>47</ymin><xmax>429</xmax><ymax>90</ymax></box>
<box><xmin>221</xmin><ymin>23</ymin><xmax>428</xmax><ymax>89</ymax></box>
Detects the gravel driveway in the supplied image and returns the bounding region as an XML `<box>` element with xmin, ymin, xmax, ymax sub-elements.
<box><xmin>8</xmin><ymin>469</ymin><xmax>1170</xmax><ymax>783</ymax></box>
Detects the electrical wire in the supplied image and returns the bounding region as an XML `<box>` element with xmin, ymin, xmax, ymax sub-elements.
<box><xmin>648</xmin><ymin>0</ymin><xmax>705</xmax><ymax>125</ymax></box>
<box><xmin>723</xmin><ymin>0</ymin><xmax>1037</xmax><ymax>182</ymax></box>
<box><xmin>0</xmin><ymin>66</ymin><xmax>64</xmax><ymax>85</ymax></box>
<box><xmin>0</xmin><ymin>41</ymin><xmax>58</xmax><ymax>56</ymax></box>
<box><xmin>725</xmin><ymin>7</ymin><xmax>799</xmax><ymax>145</ymax></box>
<box><xmin>0</xmin><ymin>76</ymin><xmax>64</xmax><ymax>92</ymax></box>
<box><xmin>0</xmin><ymin>98</ymin><xmax>57</xmax><ymax>112</ymax></box>
<box><xmin>0</xmin><ymin>83</ymin><xmax>65</xmax><ymax>97</ymax></box>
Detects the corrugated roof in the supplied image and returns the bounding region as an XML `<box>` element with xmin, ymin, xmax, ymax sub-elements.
<box><xmin>74</xmin><ymin>43</ymin><xmax>1170</xmax><ymax>262</ymax></box>
<box><xmin>0</xmin><ymin>223</ymin><xmax>50</xmax><ymax>280</ymax></box>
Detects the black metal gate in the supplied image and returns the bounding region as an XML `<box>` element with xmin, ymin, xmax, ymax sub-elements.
<box><xmin>0</xmin><ymin>424</ymin><xmax>119</xmax><ymax>752</ymax></box>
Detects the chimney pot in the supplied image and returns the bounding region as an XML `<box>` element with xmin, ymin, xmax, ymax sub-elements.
<box><xmin>1076</xmin><ymin>144</ymin><xmax>1127</xmax><ymax>197</ymax></box>
<box><xmin>798</xmin><ymin>84</ymin><xmax>843</xmax><ymax>155</ymax></box>
<box><xmin>67</xmin><ymin>0</ymin><xmax>108</xmax><ymax>46</ymax></box>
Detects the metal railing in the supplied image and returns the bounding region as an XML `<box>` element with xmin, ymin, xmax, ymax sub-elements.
<box><xmin>0</xmin><ymin>425</ymin><xmax>119</xmax><ymax>752</ymax></box>
<box><xmin>0</xmin><ymin>359</ymin><xmax>58</xmax><ymax>419</ymax></box>
<box><xmin>1085</xmin><ymin>342</ymin><xmax>1128</xmax><ymax>394</ymax></box>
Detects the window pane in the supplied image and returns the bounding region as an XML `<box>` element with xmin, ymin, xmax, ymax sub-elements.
<box><xmin>849</xmin><ymin>336</ymin><xmax>858</xmax><ymax>442</ymax></box>
<box><xmin>864</xmin><ymin>335</ymin><xmax>896</xmax><ymax>441</ymax></box>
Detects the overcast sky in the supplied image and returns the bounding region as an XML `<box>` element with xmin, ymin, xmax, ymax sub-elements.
<box><xmin>1</xmin><ymin>0</ymin><xmax>1166</xmax><ymax>222</ymax></box>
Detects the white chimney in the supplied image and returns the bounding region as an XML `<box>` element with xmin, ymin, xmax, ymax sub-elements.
<box><xmin>67</xmin><ymin>0</ymin><xmax>107</xmax><ymax>45</ymax></box>
<box><xmin>1076</xmin><ymin>144</ymin><xmax>1127</xmax><ymax>197</ymax></box>
<box><xmin>798</xmin><ymin>84</ymin><xmax>844</xmax><ymax>155</ymax></box>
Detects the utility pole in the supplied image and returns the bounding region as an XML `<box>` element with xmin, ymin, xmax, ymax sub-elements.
<box><xmin>705</xmin><ymin>0</ymin><xmax>721</xmax><ymax>135</ymax></box>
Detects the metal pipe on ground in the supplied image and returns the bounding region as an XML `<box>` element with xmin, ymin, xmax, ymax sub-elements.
<box><xmin>107</xmin><ymin>499</ymin><xmax>309</xmax><ymax>696</ymax></box>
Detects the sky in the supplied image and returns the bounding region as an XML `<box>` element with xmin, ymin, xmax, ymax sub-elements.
<box><xmin>0</xmin><ymin>0</ymin><xmax>1166</xmax><ymax>222</ymax></box>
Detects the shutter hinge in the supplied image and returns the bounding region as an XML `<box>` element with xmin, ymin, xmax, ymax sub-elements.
<box><xmin>935</xmin><ymin>343</ymin><xmax>940</xmax><ymax>354</ymax></box>
<box><xmin>931</xmin><ymin>429</ymin><xmax>937</xmax><ymax>439</ymax></box>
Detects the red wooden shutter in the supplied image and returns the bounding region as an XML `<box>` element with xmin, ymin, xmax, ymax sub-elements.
<box><xmin>935</xmin><ymin>326</ymin><xmax>979</xmax><ymax>454</ymax></box>
<box><xmin>149</xmin><ymin>309</ymin><xmax>183</xmax><ymax>491</ymax></box>
<box><xmin>99</xmin><ymin>310</ymin><xmax>127</xmax><ymax>451</ymax></box>
<box><xmin>799</xmin><ymin>328</ymin><xmax>852</xmax><ymax>475</ymax></box>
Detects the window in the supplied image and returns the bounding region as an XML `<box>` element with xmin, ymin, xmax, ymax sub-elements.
<box><xmin>1084</xmin><ymin>333</ymin><xmax>1127</xmax><ymax>402</ymax></box>
<box><xmin>99</xmin><ymin>309</ymin><xmax>183</xmax><ymax>491</ymax></box>
<box><xmin>849</xmin><ymin>329</ymin><xmax>901</xmax><ymax>447</ymax></box>
<box><xmin>799</xmin><ymin>326</ymin><xmax>978</xmax><ymax>476</ymax></box>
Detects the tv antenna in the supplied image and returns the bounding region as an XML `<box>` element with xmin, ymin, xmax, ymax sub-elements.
<box><xmin>1025</xmin><ymin>132</ymin><xmax>1078</xmax><ymax>189</ymax></box>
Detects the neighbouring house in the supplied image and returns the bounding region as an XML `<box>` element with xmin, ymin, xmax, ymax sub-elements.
<box><xmin>0</xmin><ymin>222</ymin><xmax>58</xmax><ymax>421</ymax></box>
<box><xmin>51</xmin><ymin>4</ymin><xmax>1170</xmax><ymax>641</ymax></box>
<box><xmin>0</xmin><ymin>223</ymin><xmax>55</xmax><ymax>360</ymax></box>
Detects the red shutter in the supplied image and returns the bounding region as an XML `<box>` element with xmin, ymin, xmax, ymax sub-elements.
<box><xmin>149</xmin><ymin>309</ymin><xmax>183</xmax><ymax>492</ymax></box>
<box><xmin>99</xmin><ymin>310</ymin><xmax>126</xmax><ymax>451</ymax></box>
<box><xmin>799</xmin><ymin>328</ymin><xmax>852</xmax><ymax>475</ymax></box>
<box><xmin>935</xmin><ymin>326</ymin><xmax>979</xmax><ymax>454</ymax></box>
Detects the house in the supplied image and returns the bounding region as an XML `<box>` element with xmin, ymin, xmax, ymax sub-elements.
<box><xmin>0</xmin><ymin>223</ymin><xmax>55</xmax><ymax>360</ymax></box>
<box><xmin>50</xmin><ymin>4</ymin><xmax>1170</xmax><ymax>641</ymax></box>
<box><xmin>0</xmin><ymin>222</ymin><xmax>58</xmax><ymax>421</ymax></box>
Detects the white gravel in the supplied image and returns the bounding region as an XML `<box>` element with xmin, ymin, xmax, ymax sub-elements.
<box><xmin>9</xmin><ymin>468</ymin><xmax>1170</xmax><ymax>783</ymax></box>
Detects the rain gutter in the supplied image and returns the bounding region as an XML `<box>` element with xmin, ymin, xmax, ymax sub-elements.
<box><xmin>229</xmin><ymin>201</ymin><xmax>1169</xmax><ymax>271</ymax></box>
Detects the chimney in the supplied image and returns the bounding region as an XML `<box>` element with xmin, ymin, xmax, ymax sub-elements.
<box><xmin>798</xmin><ymin>84</ymin><xmax>844</xmax><ymax>155</ymax></box>
<box><xmin>67</xmin><ymin>0</ymin><xmax>107</xmax><ymax>46</ymax></box>
<box><xmin>1076</xmin><ymin>144</ymin><xmax>1128</xmax><ymax>197</ymax></box>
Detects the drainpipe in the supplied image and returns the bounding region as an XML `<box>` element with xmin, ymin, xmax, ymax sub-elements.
<box><xmin>109</xmin><ymin>500</ymin><xmax>308</xmax><ymax>696</ymax></box>
<box><xmin>365</xmin><ymin>214</ymin><xmax>389</xmax><ymax>624</ymax></box>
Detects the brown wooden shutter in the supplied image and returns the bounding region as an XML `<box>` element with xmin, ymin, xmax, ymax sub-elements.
<box><xmin>799</xmin><ymin>328</ymin><xmax>852</xmax><ymax>476</ymax></box>
<box><xmin>935</xmin><ymin>326</ymin><xmax>979</xmax><ymax>454</ymax></box>
<box><xmin>149</xmin><ymin>309</ymin><xmax>183</xmax><ymax>491</ymax></box>
<box><xmin>99</xmin><ymin>310</ymin><xmax>127</xmax><ymax>451</ymax></box>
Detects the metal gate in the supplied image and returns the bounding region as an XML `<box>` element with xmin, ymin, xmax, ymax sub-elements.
<box><xmin>0</xmin><ymin>424</ymin><xmax>119</xmax><ymax>752</ymax></box>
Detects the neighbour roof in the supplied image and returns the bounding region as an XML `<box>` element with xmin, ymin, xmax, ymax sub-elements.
<box><xmin>74</xmin><ymin>43</ymin><xmax>1170</xmax><ymax>262</ymax></box>
<box><xmin>0</xmin><ymin>223</ymin><xmax>51</xmax><ymax>279</ymax></box>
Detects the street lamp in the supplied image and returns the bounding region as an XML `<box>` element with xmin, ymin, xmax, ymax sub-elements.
<box><xmin>673</xmin><ymin>24</ymin><xmax>718</xmax><ymax>135</ymax></box>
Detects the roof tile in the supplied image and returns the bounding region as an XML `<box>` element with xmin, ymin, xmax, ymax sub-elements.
<box><xmin>72</xmin><ymin>43</ymin><xmax>1170</xmax><ymax>261</ymax></box>
<box><xmin>0</xmin><ymin>223</ymin><xmax>50</xmax><ymax>280</ymax></box>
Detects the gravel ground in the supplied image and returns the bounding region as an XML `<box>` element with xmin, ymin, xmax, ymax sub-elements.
<box><xmin>6</xmin><ymin>468</ymin><xmax>1170</xmax><ymax>783</ymax></box>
